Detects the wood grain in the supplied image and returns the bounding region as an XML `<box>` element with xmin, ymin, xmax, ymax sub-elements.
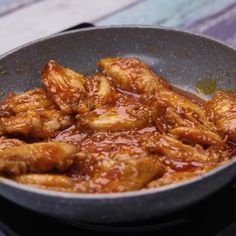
<box><xmin>0</xmin><ymin>0</ymin><xmax>235</xmax><ymax>54</ymax></box>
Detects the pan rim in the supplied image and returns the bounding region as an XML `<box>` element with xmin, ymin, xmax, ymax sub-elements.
<box><xmin>0</xmin><ymin>25</ymin><xmax>235</xmax><ymax>60</ymax></box>
<box><xmin>0</xmin><ymin>25</ymin><xmax>235</xmax><ymax>199</ymax></box>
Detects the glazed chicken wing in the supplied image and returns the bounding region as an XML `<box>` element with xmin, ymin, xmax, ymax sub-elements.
<box><xmin>77</xmin><ymin>74</ymin><xmax>154</xmax><ymax>131</ymax></box>
<box><xmin>154</xmin><ymin>89</ymin><xmax>217</xmax><ymax>133</ymax></box>
<box><xmin>145</xmin><ymin>134</ymin><xmax>224</xmax><ymax>163</ymax></box>
<box><xmin>14</xmin><ymin>142</ymin><xmax>166</xmax><ymax>193</ymax></box>
<box><xmin>98</xmin><ymin>57</ymin><xmax>169</xmax><ymax>93</ymax></box>
<box><xmin>0</xmin><ymin>110</ymin><xmax>73</xmax><ymax>138</ymax></box>
<box><xmin>85</xmin><ymin>74</ymin><xmax>116</xmax><ymax>109</ymax></box>
<box><xmin>0</xmin><ymin>88</ymin><xmax>55</xmax><ymax>117</ymax></box>
<box><xmin>0</xmin><ymin>86</ymin><xmax>73</xmax><ymax>138</ymax></box>
<box><xmin>15</xmin><ymin>174</ymin><xmax>78</xmax><ymax>192</ymax></box>
<box><xmin>14</xmin><ymin>156</ymin><xmax>165</xmax><ymax>193</ymax></box>
<box><xmin>76</xmin><ymin>156</ymin><xmax>165</xmax><ymax>193</ymax></box>
<box><xmin>171</xmin><ymin>127</ymin><xmax>225</xmax><ymax>146</ymax></box>
<box><xmin>205</xmin><ymin>91</ymin><xmax>236</xmax><ymax>142</ymax></box>
<box><xmin>98</xmin><ymin>57</ymin><xmax>216</xmax><ymax>136</ymax></box>
<box><xmin>41</xmin><ymin>60</ymin><xmax>86</xmax><ymax>115</ymax></box>
<box><xmin>0</xmin><ymin>142</ymin><xmax>78</xmax><ymax>175</ymax></box>
<box><xmin>0</xmin><ymin>137</ymin><xmax>25</xmax><ymax>150</ymax></box>
<box><xmin>146</xmin><ymin>166</ymin><xmax>214</xmax><ymax>188</ymax></box>
<box><xmin>77</xmin><ymin>105</ymin><xmax>153</xmax><ymax>132</ymax></box>
<box><xmin>68</xmin><ymin>143</ymin><xmax>165</xmax><ymax>193</ymax></box>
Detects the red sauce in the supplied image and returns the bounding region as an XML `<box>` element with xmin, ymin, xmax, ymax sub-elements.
<box><xmin>55</xmin><ymin>85</ymin><xmax>208</xmax><ymax>174</ymax></box>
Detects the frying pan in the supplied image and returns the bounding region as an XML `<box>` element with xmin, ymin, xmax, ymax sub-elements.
<box><xmin>0</xmin><ymin>26</ymin><xmax>235</xmax><ymax>224</ymax></box>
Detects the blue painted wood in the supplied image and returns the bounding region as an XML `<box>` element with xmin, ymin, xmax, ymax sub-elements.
<box><xmin>96</xmin><ymin>0</ymin><xmax>235</xmax><ymax>27</ymax></box>
<box><xmin>96</xmin><ymin>0</ymin><xmax>236</xmax><ymax>48</ymax></box>
<box><xmin>188</xmin><ymin>2</ymin><xmax>236</xmax><ymax>48</ymax></box>
<box><xmin>0</xmin><ymin>1</ymin><xmax>235</xmax><ymax>46</ymax></box>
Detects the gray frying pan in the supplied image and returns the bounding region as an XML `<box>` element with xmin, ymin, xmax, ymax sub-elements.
<box><xmin>0</xmin><ymin>26</ymin><xmax>235</xmax><ymax>224</ymax></box>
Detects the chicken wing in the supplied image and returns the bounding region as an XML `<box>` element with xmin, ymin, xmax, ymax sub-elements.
<box><xmin>146</xmin><ymin>166</ymin><xmax>214</xmax><ymax>188</ymax></box>
<box><xmin>0</xmin><ymin>88</ymin><xmax>55</xmax><ymax>117</ymax></box>
<box><xmin>154</xmin><ymin>89</ymin><xmax>216</xmax><ymax>133</ymax></box>
<box><xmin>14</xmin><ymin>142</ymin><xmax>165</xmax><ymax>193</ymax></box>
<box><xmin>205</xmin><ymin>91</ymin><xmax>236</xmax><ymax>142</ymax></box>
<box><xmin>145</xmin><ymin>134</ymin><xmax>223</xmax><ymax>163</ymax></box>
<box><xmin>85</xmin><ymin>74</ymin><xmax>115</xmax><ymax>108</ymax></box>
<box><xmin>99</xmin><ymin>58</ymin><xmax>216</xmax><ymax>134</ymax></box>
<box><xmin>15</xmin><ymin>174</ymin><xmax>77</xmax><ymax>192</ymax></box>
<box><xmin>0</xmin><ymin>110</ymin><xmax>73</xmax><ymax>138</ymax></box>
<box><xmin>78</xmin><ymin>156</ymin><xmax>164</xmax><ymax>193</ymax></box>
<box><xmin>14</xmin><ymin>156</ymin><xmax>164</xmax><ymax>193</ymax></box>
<box><xmin>77</xmin><ymin>105</ymin><xmax>153</xmax><ymax>132</ymax></box>
<box><xmin>98</xmin><ymin>57</ymin><xmax>169</xmax><ymax>93</ymax></box>
<box><xmin>0</xmin><ymin>142</ymin><xmax>78</xmax><ymax>175</ymax></box>
<box><xmin>171</xmin><ymin>127</ymin><xmax>225</xmax><ymax>146</ymax></box>
<box><xmin>41</xmin><ymin>60</ymin><xmax>86</xmax><ymax>114</ymax></box>
<box><xmin>0</xmin><ymin>137</ymin><xmax>25</xmax><ymax>150</ymax></box>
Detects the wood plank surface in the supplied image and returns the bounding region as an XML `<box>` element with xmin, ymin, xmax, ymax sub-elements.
<box><xmin>0</xmin><ymin>0</ymin><xmax>235</xmax><ymax>55</ymax></box>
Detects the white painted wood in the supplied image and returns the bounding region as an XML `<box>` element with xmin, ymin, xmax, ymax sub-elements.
<box><xmin>0</xmin><ymin>0</ymin><xmax>138</xmax><ymax>55</ymax></box>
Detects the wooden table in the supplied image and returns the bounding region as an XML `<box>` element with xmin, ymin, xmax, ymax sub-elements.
<box><xmin>0</xmin><ymin>0</ymin><xmax>235</xmax><ymax>53</ymax></box>
<box><xmin>98</xmin><ymin>0</ymin><xmax>236</xmax><ymax>48</ymax></box>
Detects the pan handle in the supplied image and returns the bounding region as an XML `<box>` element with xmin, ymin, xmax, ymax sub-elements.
<box><xmin>61</xmin><ymin>23</ymin><xmax>94</xmax><ymax>32</ymax></box>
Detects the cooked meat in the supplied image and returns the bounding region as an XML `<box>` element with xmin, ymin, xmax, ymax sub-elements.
<box><xmin>85</xmin><ymin>74</ymin><xmax>116</xmax><ymax>110</ymax></box>
<box><xmin>154</xmin><ymin>89</ymin><xmax>217</xmax><ymax>133</ymax></box>
<box><xmin>0</xmin><ymin>57</ymin><xmax>234</xmax><ymax>193</ymax></box>
<box><xmin>145</xmin><ymin>134</ymin><xmax>223</xmax><ymax>163</ymax></box>
<box><xmin>0</xmin><ymin>88</ymin><xmax>55</xmax><ymax>117</ymax></box>
<box><xmin>0</xmin><ymin>110</ymin><xmax>73</xmax><ymax>138</ymax></box>
<box><xmin>0</xmin><ymin>137</ymin><xmax>25</xmax><ymax>150</ymax></box>
<box><xmin>15</xmin><ymin>174</ymin><xmax>77</xmax><ymax>192</ymax></box>
<box><xmin>0</xmin><ymin>86</ymin><xmax>73</xmax><ymax>139</ymax></box>
<box><xmin>0</xmin><ymin>142</ymin><xmax>78</xmax><ymax>175</ymax></box>
<box><xmin>41</xmin><ymin>60</ymin><xmax>86</xmax><ymax>115</ymax></box>
<box><xmin>76</xmin><ymin>156</ymin><xmax>165</xmax><ymax>193</ymax></box>
<box><xmin>205</xmin><ymin>91</ymin><xmax>236</xmax><ymax>142</ymax></box>
<box><xmin>171</xmin><ymin>127</ymin><xmax>225</xmax><ymax>146</ymax></box>
<box><xmin>15</xmin><ymin>150</ymin><xmax>165</xmax><ymax>193</ymax></box>
<box><xmin>146</xmin><ymin>166</ymin><xmax>214</xmax><ymax>188</ymax></box>
<box><xmin>98</xmin><ymin>57</ymin><xmax>169</xmax><ymax>93</ymax></box>
<box><xmin>77</xmin><ymin>105</ymin><xmax>153</xmax><ymax>132</ymax></box>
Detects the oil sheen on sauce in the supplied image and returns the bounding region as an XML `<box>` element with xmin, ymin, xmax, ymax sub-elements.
<box><xmin>55</xmin><ymin>85</ymin><xmax>207</xmax><ymax>174</ymax></box>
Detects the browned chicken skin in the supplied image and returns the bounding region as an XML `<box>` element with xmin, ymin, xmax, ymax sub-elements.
<box><xmin>205</xmin><ymin>91</ymin><xmax>236</xmax><ymax>142</ymax></box>
<box><xmin>0</xmin><ymin>57</ymin><xmax>234</xmax><ymax>193</ymax></box>
<box><xmin>0</xmin><ymin>88</ymin><xmax>54</xmax><ymax>117</ymax></box>
<box><xmin>146</xmin><ymin>166</ymin><xmax>215</xmax><ymax>188</ymax></box>
<box><xmin>0</xmin><ymin>142</ymin><xmax>78</xmax><ymax>175</ymax></box>
<box><xmin>145</xmin><ymin>133</ymin><xmax>225</xmax><ymax>163</ymax></box>
<box><xmin>75</xmin><ymin>156</ymin><xmax>165</xmax><ymax>193</ymax></box>
<box><xmin>98</xmin><ymin>57</ymin><xmax>169</xmax><ymax>93</ymax></box>
<box><xmin>153</xmin><ymin>88</ymin><xmax>217</xmax><ymax>135</ymax></box>
<box><xmin>0</xmin><ymin>110</ymin><xmax>73</xmax><ymax>138</ymax></box>
<box><xmin>171</xmin><ymin>127</ymin><xmax>225</xmax><ymax>146</ymax></box>
<box><xmin>41</xmin><ymin>60</ymin><xmax>86</xmax><ymax>115</ymax></box>
<box><xmin>15</xmin><ymin>147</ymin><xmax>165</xmax><ymax>193</ymax></box>
<box><xmin>15</xmin><ymin>174</ymin><xmax>78</xmax><ymax>192</ymax></box>
<box><xmin>0</xmin><ymin>87</ymin><xmax>73</xmax><ymax>139</ymax></box>
<box><xmin>0</xmin><ymin>137</ymin><xmax>25</xmax><ymax>150</ymax></box>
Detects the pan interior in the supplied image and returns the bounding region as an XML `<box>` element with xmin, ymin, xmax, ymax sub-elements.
<box><xmin>0</xmin><ymin>26</ymin><xmax>235</xmax><ymax>99</ymax></box>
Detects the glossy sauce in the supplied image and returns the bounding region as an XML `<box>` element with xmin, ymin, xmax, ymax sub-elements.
<box><xmin>55</xmin><ymin>85</ymin><xmax>208</xmax><ymax>174</ymax></box>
